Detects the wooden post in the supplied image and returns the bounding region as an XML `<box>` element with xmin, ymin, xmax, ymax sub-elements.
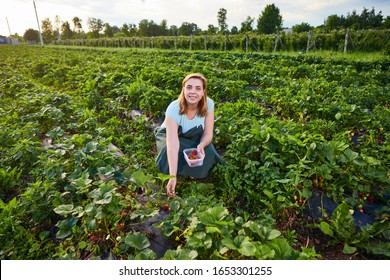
<box><xmin>274</xmin><ymin>31</ymin><xmax>282</xmax><ymax>52</ymax></box>
<box><xmin>224</xmin><ymin>33</ymin><xmax>227</xmax><ymax>51</ymax></box>
<box><xmin>344</xmin><ymin>28</ymin><xmax>355</xmax><ymax>52</ymax></box>
<box><xmin>349</xmin><ymin>30</ymin><xmax>355</xmax><ymax>50</ymax></box>
<box><xmin>344</xmin><ymin>28</ymin><xmax>349</xmax><ymax>53</ymax></box>
<box><xmin>246</xmin><ymin>34</ymin><xmax>249</xmax><ymax>53</ymax></box>
<box><xmin>204</xmin><ymin>35</ymin><xmax>207</xmax><ymax>50</ymax></box>
<box><xmin>306</xmin><ymin>31</ymin><xmax>312</xmax><ymax>53</ymax></box>
<box><xmin>190</xmin><ymin>34</ymin><xmax>193</xmax><ymax>50</ymax></box>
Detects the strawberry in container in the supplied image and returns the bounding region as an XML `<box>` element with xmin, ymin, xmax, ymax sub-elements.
<box><xmin>183</xmin><ymin>148</ymin><xmax>204</xmax><ymax>167</ymax></box>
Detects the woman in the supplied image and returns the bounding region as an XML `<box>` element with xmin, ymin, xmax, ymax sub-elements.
<box><xmin>155</xmin><ymin>73</ymin><xmax>223</xmax><ymax>197</ymax></box>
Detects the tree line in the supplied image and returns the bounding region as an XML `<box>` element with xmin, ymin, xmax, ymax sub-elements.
<box><xmin>20</xmin><ymin>4</ymin><xmax>389</xmax><ymax>44</ymax></box>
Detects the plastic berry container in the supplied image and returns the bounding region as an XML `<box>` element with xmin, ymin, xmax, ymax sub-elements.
<box><xmin>183</xmin><ymin>148</ymin><xmax>204</xmax><ymax>167</ymax></box>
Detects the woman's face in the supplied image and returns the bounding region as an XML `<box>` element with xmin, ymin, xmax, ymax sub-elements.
<box><xmin>183</xmin><ymin>77</ymin><xmax>205</xmax><ymax>106</ymax></box>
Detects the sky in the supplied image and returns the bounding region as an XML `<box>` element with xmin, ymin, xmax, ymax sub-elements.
<box><xmin>1</xmin><ymin>0</ymin><xmax>389</xmax><ymax>36</ymax></box>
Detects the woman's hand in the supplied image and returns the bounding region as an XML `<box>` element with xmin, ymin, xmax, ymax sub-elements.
<box><xmin>197</xmin><ymin>143</ymin><xmax>205</xmax><ymax>157</ymax></box>
<box><xmin>166</xmin><ymin>177</ymin><xmax>177</xmax><ymax>197</ymax></box>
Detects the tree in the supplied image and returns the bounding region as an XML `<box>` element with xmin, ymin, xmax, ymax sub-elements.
<box><xmin>230</xmin><ymin>26</ymin><xmax>238</xmax><ymax>34</ymax></box>
<box><xmin>240</xmin><ymin>16</ymin><xmax>254</xmax><ymax>33</ymax></box>
<box><xmin>345</xmin><ymin>9</ymin><xmax>360</xmax><ymax>29</ymax></box>
<box><xmin>324</xmin><ymin>14</ymin><xmax>343</xmax><ymax>31</ymax></box>
<box><xmin>72</xmin><ymin>17</ymin><xmax>83</xmax><ymax>34</ymax></box>
<box><xmin>87</xmin><ymin>17</ymin><xmax>104</xmax><ymax>38</ymax></box>
<box><xmin>121</xmin><ymin>23</ymin><xmax>137</xmax><ymax>36</ymax></box>
<box><xmin>206</xmin><ymin>24</ymin><xmax>218</xmax><ymax>35</ymax></box>
<box><xmin>61</xmin><ymin>21</ymin><xmax>73</xmax><ymax>39</ymax></box>
<box><xmin>217</xmin><ymin>8</ymin><xmax>228</xmax><ymax>34</ymax></box>
<box><xmin>292</xmin><ymin>22</ymin><xmax>313</xmax><ymax>33</ymax></box>
<box><xmin>365</xmin><ymin>7</ymin><xmax>383</xmax><ymax>28</ymax></box>
<box><xmin>138</xmin><ymin>19</ymin><xmax>164</xmax><ymax>36</ymax></box>
<box><xmin>168</xmin><ymin>25</ymin><xmax>179</xmax><ymax>36</ymax></box>
<box><xmin>23</xmin><ymin>28</ymin><xmax>39</xmax><ymax>43</ymax></box>
<box><xmin>159</xmin><ymin>19</ymin><xmax>169</xmax><ymax>36</ymax></box>
<box><xmin>178</xmin><ymin>22</ymin><xmax>200</xmax><ymax>36</ymax></box>
<box><xmin>383</xmin><ymin>16</ymin><xmax>390</xmax><ymax>29</ymax></box>
<box><xmin>257</xmin><ymin>4</ymin><xmax>283</xmax><ymax>34</ymax></box>
<box><xmin>54</xmin><ymin>15</ymin><xmax>61</xmax><ymax>40</ymax></box>
<box><xmin>104</xmin><ymin>23</ymin><xmax>114</xmax><ymax>37</ymax></box>
<box><xmin>41</xmin><ymin>17</ymin><xmax>55</xmax><ymax>43</ymax></box>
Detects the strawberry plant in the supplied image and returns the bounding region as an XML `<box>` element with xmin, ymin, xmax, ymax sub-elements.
<box><xmin>0</xmin><ymin>45</ymin><xmax>388</xmax><ymax>260</ymax></box>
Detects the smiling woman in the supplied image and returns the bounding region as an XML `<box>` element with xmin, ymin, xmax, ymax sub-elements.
<box><xmin>155</xmin><ymin>73</ymin><xmax>223</xmax><ymax>197</ymax></box>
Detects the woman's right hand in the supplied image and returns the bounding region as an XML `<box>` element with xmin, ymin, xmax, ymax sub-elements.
<box><xmin>166</xmin><ymin>177</ymin><xmax>177</xmax><ymax>198</ymax></box>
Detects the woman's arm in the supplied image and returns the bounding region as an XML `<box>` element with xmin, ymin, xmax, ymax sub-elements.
<box><xmin>165</xmin><ymin>115</ymin><xmax>179</xmax><ymax>197</ymax></box>
<box><xmin>197</xmin><ymin>109</ymin><xmax>214</xmax><ymax>155</ymax></box>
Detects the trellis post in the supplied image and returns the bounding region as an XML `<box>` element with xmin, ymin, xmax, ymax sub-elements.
<box><xmin>274</xmin><ymin>31</ymin><xmax>282</xmax><ymax>52</ymax></box>
<box><xmin>306</xmin><ymin>31</ymin><xmax>312</xmax><ymax>53</ymax></box>
<box><xmin>224</xmin><ymin>33</ymin><xmax>227</xmax><ymax>51</ymax></box>
<box><xmin>344</xmin><ymin>28</ymin><xmax>355</xmax><ymax>53</ymax></box>
<box><xmin>246</xmin><ymin>34</ymin><xmax>249</xmax><ymax>53</ymax></box>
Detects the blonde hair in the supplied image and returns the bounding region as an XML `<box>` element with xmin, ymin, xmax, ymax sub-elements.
<box><xmin>178</xmin><ymin>73</ymin><xmax>208</xmax><ymax>117</ymax></box>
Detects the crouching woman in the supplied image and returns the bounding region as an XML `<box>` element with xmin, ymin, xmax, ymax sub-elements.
<box><xmin>155</xmin><ymin>73</ymin><xmax>223</xmax><ymax>197</ymax></box>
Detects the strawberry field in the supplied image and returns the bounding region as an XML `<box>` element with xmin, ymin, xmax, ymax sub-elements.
<box><xmin>0</xmin><ymin>45</ymin><xmax>389</xmax><ymax>260</ymax></box>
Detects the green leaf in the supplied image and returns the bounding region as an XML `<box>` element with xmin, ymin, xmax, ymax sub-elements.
<box><xmin>343</xmin><ymin>149</ymin><xmax>359</xmax><ymax>162</ymax></box>
<box><xmin>199</xmin><ymin>206</ymin><xmax>229</xmax><ymax>225</ymax></box>
<box><xmin>86</xmin><ymin>218</ymin><xmax>98</xmax><ymax>230</ymax></box>
<box><xmin>187</xmin><ymin>232</ymin><xmax>212</xmax><ymax>249</ymax></box>
<box><xmin>302</xmin><ymin>188</ymin><xmax>312</xmax><ymax>199</ymax></box>
<box><xmin>94</xmin><ymin>192</ymin><xmax>112</xmax><ymax>205</ymax></box>
<box><xmin>364</xmin><ymin>242</ymin><xmax>390</xmax><ymax>257</ymax></box>
<box><xmin>236</xmin><ymin>236</ymin><xmax>257</xmax><ymax>257</ymax></box>
<box><xmin>206</xmin><ymin>226</ymin><xmax>221</xmax><ymax>234</ymax></box>
<box><xmin>319</xmin><ymin>221</ymin><xmax>334</xmax><ymax>236</ymax></box>
<box><xmin>53</xmin><ymin>204</ymin><xmax>74</xmax><ymax>216</ymax></box>
<box><xmin>335</xmin><ymin>112</ymin><xmax>341</xmax><ymax>120</ymax></box>
<box><xmin>332</xmin><ymin>203</ymin><xmax>355</xmax><ymax>240</ymax></box>
<box><xmin>79</xmin><ymin>241</ymin><xmax>87</xmax><ymax>249</ymax></box>
<box><xmin>125</xmin><ymin>232</ymin><xmax>150</xmax><ymax>251</ymax></box>
<box><xmin>55</xmin><ymin>217</ymin><xmax>78</xmax><ymax>239</ymax></box>
<box><xmin>162</xmin><ymin>249</ymin><xmax>198</xmax><ymax>260</ymax></box>
<box><xmin>254</xmin><ymin>243</ymin><xmax>275</xmax><ymax>259</ymax></box>
<box><xmin>169</xmin><ymin>200</ymin><xmax>181</xmax><ymax>212</ymax></box>
<box><xmin>134</xmin><ymin>249</ymin><xmax>156</xmax><ymax>260</ymax></box>
<box><xmin>132</xmin><ymin>170</ymin><xmax>153</xmax><ymax>186</ymax></box>
<box><xmin>221</xmin><ymin>238</ymin><xmax>238</xmax><ymax>250</ymax></box>
<box><xmin>263</xmin><ymin>190</ymin><xmax>274</xmax><ymax>199</ymax></box>
<box><xmin>267</xmin><ymin>229</ymin><xmax>281</xmax><ymax>240</ymax></box>
<box><xmin>276</xmin><ymin>179</ymin><xmax>290</xmax><ymax>184</ymax></box>
<box><xmin>267</xmin><ymin>238</ymin><xmax>295</xmax><ymax>260</ymax></box>
<box><xmin>343</xmin><ymin>244</ymin><xmax>357</xmax><ymax>254</ymax></box>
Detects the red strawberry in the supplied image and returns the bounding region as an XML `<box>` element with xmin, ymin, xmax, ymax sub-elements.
<box><xmin>162</xmin><ymin>204</ymin><xmax>169</xmax><ymax>211</ymax></box>
<box><xmin>368</xmin><ymin>196</ymin><xmax>374</xmax><ymax>203</ymax></box>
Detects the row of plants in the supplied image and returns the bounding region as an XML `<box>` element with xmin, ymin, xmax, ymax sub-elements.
<box><xmin>0</xmin><ymin>45</ymin><xmax>389</xmax><ymax>259</ymax></box>
<box><xmin>55</xmin><ymin>29</ymin><xmax>390</xmax><ymax>53</ymax></box>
